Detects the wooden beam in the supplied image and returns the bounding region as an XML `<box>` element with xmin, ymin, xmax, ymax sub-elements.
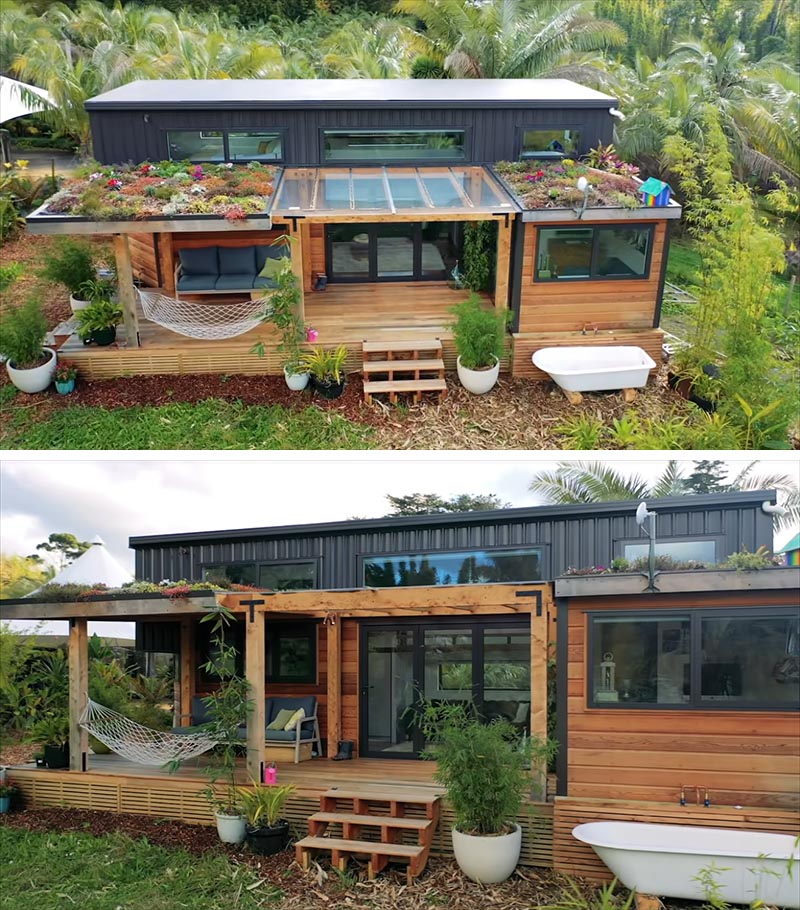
<box><xmin>68</xmin><ymin>618</ymin><xmax>89</xmax><ymax>772</ymax></box>
<box><xmin>157</xmin><ymin>233</ymin><xmax>175</xmax><ymax>294</ymax></box>
<box><xmin>113</xmin><ymin>234</ymin><xmax>141</xmax><ymax>348</ymax></box>
<box><xmin>326</xmin><ymin>618</ymin><xmax>342</xmax><ymax>759</ymax></box>
<box><xmin>494</xmin><ymin>217</ymin><xmax>512</xmax><ymax>310</ymax></box>
<box><xmin>0</xmin><ymin>594</ymin><xmax>226</xmax><ymax>621</ymax></box>
<box><xmin>288</xmin><ymin>221</ymin><xmax>305</xmax><ymax>323</ymax></box>
<box><xmin>530</xmin><ymin>598</ymin><xmax>548</xmax><ymax>801</ymax></box>
<box><xmin>179</xmin><ymin>619</ymin><xmax>193</xmax><ymax>728</ymax></box>
<box><xmin>245</xmin><ymin>608</ymin><xmax>266</xmax><ymax>782</ymax></box>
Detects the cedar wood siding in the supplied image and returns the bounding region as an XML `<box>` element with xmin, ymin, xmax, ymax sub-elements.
<box><xmin>566</xmin><ymin>590</ymin><xmax>800</xmax><ymax>810</ymax></box>
<box><xmin>88</xmin><ymin>106</ymin><xmax>614</xmax><ymax>167</ymax></box>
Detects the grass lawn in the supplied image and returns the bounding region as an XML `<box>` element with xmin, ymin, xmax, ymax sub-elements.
<box><xmin>0</xmin><ymin>828</ymin><xmax>283</xmax><ymax>910</ymax></box>
<box><xmin>0</xmin><ymin>390</ymin><xmax>376</xmax><ymax>450</ymax></box>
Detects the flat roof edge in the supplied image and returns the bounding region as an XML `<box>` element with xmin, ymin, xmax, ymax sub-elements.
<box><xmin>86</xmin><ymin>99</ymin><xmax>617</xmax><ymax>111</ymax></box>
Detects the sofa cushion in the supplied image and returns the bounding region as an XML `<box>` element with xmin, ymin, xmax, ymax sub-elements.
<box><xmin>265</xmin><ymin>727</ymin><xmax>315</xmax><ymax>741</ymax></box>
<box><xmin>178</xmin><ymin>274</ymin><xmax>219</xmax><ymax>291</ymax></box>
<box><xmin>265</xmin><ymin>695</ymin><xmax>316</xmax><ymax>726</ymax></box>
<box><xmin>253</xmin><ymin>276</ymin><xmax>278</xmax><ymax>289</ymax></box>
<box><xmin>284</xmin><ymin>708</ymin><xmax>305</xmax><ymax>731</ymax></box>
<box><xmin>179</xmin><ymin>247</ymin><xmax>218</xmax><ymax>276</ymax></box>
<box><xmin>219</xmin><ymin>246</ymin><xmax>256</xmax><ymax>275</ymax></box>
<box><xmin>215</xmin><ymin>273</ymin><xmax>257</xmax><ymax>290</ymax></box>
<box><xmin>255</xmin><ymin>244</ymin><xmax>284</xmax><ymax>273</ymax></box>
<box><xmin>259</xmin><ymin>256</ymin><xmax>289</xmax><ymax>280</ymax></box>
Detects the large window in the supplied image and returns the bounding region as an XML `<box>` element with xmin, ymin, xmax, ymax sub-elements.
<box><xmin>323</xmin><ymin>129</ymin><xmax>466</xmax><ymax>162</ymax></box>
<box><xmin>520</xmin><ymin>128</ymin><xmax>580</xmax><ymax>159</ymax></box>
<box><xmin>266</xmin><ymin>622</ymin><xmax>317</xmax><ymax>684</ymax></box>
<box><xmin>535</xmin><ymin>225</ymin><xmax>653</xmax><ymax>281</ymax></box>
<box><xmin>202</xmin><ymin>561</ymin><xmax>316</xmax><ymax>591</ymax></box>
<box><xmin>621</xmin><ymin>539</ymin><xmax>718</xmax><ymax>564</ymax></box>
<box><xmin>363</xmin><ymin>547</ymin><xmax>542</xmax><ymax>588</ymax></box>
<box><xmin>589</xmin><ymin>609</ymin><xmax>799</xmax><ymax>709</ymax></box>
<box><xmin>166</xmin><ymin>130</ymin><xmax>283</xmax><ymax>162</ymax></box>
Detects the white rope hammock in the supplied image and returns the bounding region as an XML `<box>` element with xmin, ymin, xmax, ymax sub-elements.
<box><xmin>79</xmin><ymin>698</ymin><xmax>220</xmax><ymax>766</ymax></box>
<box><xmin>136</xmin><ymin>288</ymin><xmax>272</xmax><ymax>340</ymax></box>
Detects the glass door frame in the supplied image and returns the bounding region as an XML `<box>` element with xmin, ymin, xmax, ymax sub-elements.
<box><xmin>358</xmin><ymin>615</ymin><xmax>530</xmax><ymax>759</ymax></box>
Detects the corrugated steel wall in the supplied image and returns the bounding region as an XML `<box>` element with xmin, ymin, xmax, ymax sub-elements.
<box><xmin>134</xmin><ymin>503</ymin><xmax>773</xmax><ymax>584</ymax></box>
<box><xmin>90</xmin><ymin>106</ymin><xmax>614</xmax><ymax>166</ymax></box>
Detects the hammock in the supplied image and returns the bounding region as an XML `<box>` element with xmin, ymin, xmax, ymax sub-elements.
<box><xmin>79</xmin><ymin>698</ymin><xmax>220</xmax><ymax>766</ymax></box>
<box><xmin>136</xmin><ymin>288</ymin><xmax>273</xmax><ymax>340</ymax></box>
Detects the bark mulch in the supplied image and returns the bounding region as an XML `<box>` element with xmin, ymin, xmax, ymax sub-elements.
<box><xmin>0</xmin><ymin>807</ymin><xmax>594</xmax><ymax>910</ymax></box>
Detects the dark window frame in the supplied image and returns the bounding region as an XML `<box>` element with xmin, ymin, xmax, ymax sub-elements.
<box><xmin>359</xmin><ymin>543</ymin><xmax>547</xmax><ymax>588</ymax></box>
<box><xmin>615</xmin><ymin>535</ymin><xmax>723</xmax><ymax>564</ymax></box>
<box><xmin>266</xmin><ymin>620</ymin><xmax>318</xmax><ymax>684</ymax></box>
<box><xmin>164</xmin><ymin>127</ymin><xmax>287</xmax><ymax>163</ymax></box>
<box><xmin>319</xmin><ymin>127</ymin><xmax>470</xmax><ymax>166</ymax></box>
<box><xmin>516</xmin><ymin>125</ymin><xmax>582</xmax><ymax>161</ymax></box>
<box><xmin>200</xmin><ymin>557</ymin><xmax>319</xmax><ymax>591</ymax></box>
<box><xmin>587</xmin><ymin>606</ymin><xmax>800</xmax><ymax>712</ymax></box>
<box><xmin>533</xmin><ymin>223</ymin><xmax>655</xmax><ymax>283</ymax></box>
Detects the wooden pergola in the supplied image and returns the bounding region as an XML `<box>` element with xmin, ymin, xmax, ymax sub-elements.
<box><xmin>1</xmin><ymin>583</ymin><xmax>552</xmax><ymax>791</ymax></box>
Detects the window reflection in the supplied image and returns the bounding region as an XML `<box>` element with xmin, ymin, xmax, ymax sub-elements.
<box><xmin>364</xmin><ymin>548</ymin><xmax>542</xmax><ymax>587</ymax></box>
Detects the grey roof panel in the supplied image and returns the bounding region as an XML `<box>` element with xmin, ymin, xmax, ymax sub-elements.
<box><xmin>86</xmin><ymin>78</ymin><xmax>617</xmax><ymax>110</ymax></box>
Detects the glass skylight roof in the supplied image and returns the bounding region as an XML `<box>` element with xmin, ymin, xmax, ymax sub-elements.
<box><xmin>272</xmin><ymin>166</ymin><xmax>517</xmax><ymax>217</ymax></box>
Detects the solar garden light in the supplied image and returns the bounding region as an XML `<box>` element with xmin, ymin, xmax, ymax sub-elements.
<box><xmin>574</xmin><ymin>175</ymin><xmax>591</xmax><ymax>219</ymax></box>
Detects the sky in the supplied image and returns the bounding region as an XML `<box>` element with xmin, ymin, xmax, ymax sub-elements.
<box><xmin>1</xmin><ymin>452</ymin><xmax>798</xmax><ymax>636</ymax></box>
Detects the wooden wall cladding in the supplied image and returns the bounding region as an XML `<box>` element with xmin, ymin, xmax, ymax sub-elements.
<box><xmin>553</xmin><ymin>797</ymin><xmax>800</xmax><ymax>881</ymax></box>
<box><xmin>518</xmin><ymin>221</ymin><xmax>666</xmax><ymax>334</ymax></box>
<box><xmin>567</xmin><ymin>591</ymin><xmax>800</xmax><ymax>810</ymax></box>
<box><xmin>511</xmin><ymin>329</ymin><xmax>664</xmax><ymax>379</ymax></box>
<box><xmin>128</xmin><ymin>233</ymin><xmax>159</xmax><ymax>287</ymax></box>
<box><xmin>341</xmin><ymin>619</ymin><xmax>359</xmax><ymax>755</ymax></box>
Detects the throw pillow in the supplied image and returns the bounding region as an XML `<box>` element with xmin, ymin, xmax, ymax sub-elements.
<box><xmin>283</xmin><ymin>707</ymin><xmax>306</xmax><ymax>731</ymax></box>
<box><xmin>258</xmin><ymin>256</ymin><xmax>289</xmax><ymax>279</ymax></box>
<box><xmin>266</xmin><ymin>708</ymin><xmax>295</xmax><ymax>731</ymax></box>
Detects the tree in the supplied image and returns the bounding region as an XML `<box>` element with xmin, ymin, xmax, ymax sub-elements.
<box><xmin>682</xmin><ymin>460</ymin><xmax>729</xmax><ymax>494</ymax></box>
<box><xmin>0</xmin><ymin>553</ymin><xmax>54</xmax><ymax>598</ymax></box>
<box><xmin>384</xmin><ymin>492</ymin><xmax>511</xmax><ymax>516</ymax></box>
<box><xmin>529</xmin><ymin>461</ymin><xmax>799</xmax><ymax>531</ymax></box>
<box><xmin>35</xmin><ymin>532</ymin><xmax>91</xmax><ymax>569</ymax></box>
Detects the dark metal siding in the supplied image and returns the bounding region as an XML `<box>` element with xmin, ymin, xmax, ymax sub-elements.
<box><xmin>91</xmin><ymin>105</ymin><xmax>614</xmax><ymax>166</ymax></box>
<box><xmin>134</xmin><ymin>501</ymin><xmax>773</xmax><ymax>586</ymax></box>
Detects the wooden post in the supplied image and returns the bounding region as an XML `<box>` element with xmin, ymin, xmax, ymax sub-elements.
<box><xmin>156</xmin><ymin>232</ymin><xmax>175</xmax><ymax>294</ymax></box>
<box><xmin>493</xmin><ymin>216</ymin><xmax>513</xmax><ymax>310</ymax></box>
<box><xmin>530</xmin><ymin>596</ymin><xmax>548</xmax><ymax>800</ymax></box>
<box><xmin>245</xmin><ymin>607</ymin><xmax>266</xmax><ymax>782</ymax></box>
<box><xmin>113</xmin><ymin>233</ymin><xmax>140</xmax><ymax>348</ymax></box>
<box><xmin>288</xmin><ymin>221</ymin><xmax>305</xmax><ymax>323</ymax></box>
<box><xmin>178</xmin><ymin>619</ymin><xmax>193</xmax><ymax>727</ymax></box>
<box><xmin>68</xmin><ymin>618</ymin><xmax>88</xmax><ymax>772</ymax></box>
<box><xmin>326</xmin><ymin>617</ymin><xmax>342</xmax><ymax>759</ymax></box>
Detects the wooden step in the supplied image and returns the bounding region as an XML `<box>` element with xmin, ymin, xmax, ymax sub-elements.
<box><xmin>295</xmin><ymin>836</ymin><xmax>426</xmax><ymax>882</ymax></box>
<box><xmin>308</xmin><ymin>811</ymin><xmax>430</xmax><ymax>831</ymax></box>
<box><xmin>363</xmin><ymin>339</ymin><xmax>442</xmax><ymax>355</ymax></box>
<box><xmin>362</xmin><ymin>358</ymin><xmax>444</xmax><ymax>374</ymax></box>
<box><xmin>363</xmin><ymin>378</ymin><xmax>447</xmax><ymax>405</ymax></box>
<box><xmin>322</xmin><ymin>787</ymin><xmax>441</xmax><ymax>806</ymax></box>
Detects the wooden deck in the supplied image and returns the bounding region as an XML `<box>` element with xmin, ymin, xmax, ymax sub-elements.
<box><xmin>56</xmin><ymin>282</ymin><xmax>494</xmax><ymax>380</ymax></box>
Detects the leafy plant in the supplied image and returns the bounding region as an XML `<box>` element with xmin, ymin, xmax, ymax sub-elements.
<box><xmin>236</xmin><ymin>780</ymin><xmax>295</xmax><ymax>829</ymax></box>
<box><xmin>721</xmin><ymin>546</ymin><xmax>780</xmax><ymax>572</ymax></box>
<box><xmin>300</xmin><ymin>344</ymin><xmax>348</xmax><ymax>384</ymax></box>
<box><xmin>0</xmin><ymin>781</ymin><xmax>18</xmax><ymax>799</ymax></box>
<box><xmin>0</xmin><ymin>195</ymin><xmax>25</xmax><ymax>242</ymax></box>
<box><xmin>554</xmin><ymin>413</ymin><xmax>606</xmax><ymax>450</ymax></box>
<box><xmin>607</xmin><ymin>413</ymin><xmax>641</xmax><ymax>448</ymax></box>
<box><xmin>75</xmin><ymin>297</ymin><xmax>123</xmax><ymax>341</ymax></box>
<box><xmin>55</xmin><ymin>361</ymin><xmax>78</xmax><ymax>382</ymax></box>
<box><xmin>450</xmin><ymin>292</ymin><xmax>508</xmax><ymax>369</ymax></box>
<box><xmin>538</xmin><ymin>876</ymin><xmax>635</xmax><ymax>910</ymax></box>
<box><xmin>0</xmin><ymin>297</ymin><xmax>49</xmax><ymax>370</ymax></box>
<box><xmin>419</xmin><ymin>701</ymin><xmax>555</xmax><ymax>836</ymax></box>
<box><xmin>39</xmin><ymin>238</ymin><xmax>96</xmax><ymax>296</ymax></box>
<box><xmin>28</xmin><ymin>714</ymin><xmax>69</xmax><ymax>749</ymax></box>
<box><xmin>0</xmin><ymin>262</ymin><xmax>22</xmax><ymax>293</ymax></box>
<box><xmin>252</xmin><ymin>246</ymin><xmax>307</xmax><ymax>374</ymax></box>
<box><xmin>462</xmin><ymin>221</ymin><xmax>496</xmax><ymax>292</ymax></box>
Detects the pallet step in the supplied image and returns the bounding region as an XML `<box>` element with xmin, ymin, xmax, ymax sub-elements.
<box><xmin>364</xmin><ymin>378</ymin><xmax>446</xmax><ymax>394</ymax></box>
<box><xmin>363</xmin><ymin>339</ymin><xmax>442</xmax><ymax>354</ymax></box>
<box><xmin>309</xmin><ymin>812</ymin><xmax>430</xmax><ymax>831</ymax></box>
<box><xmin>322</xmin><ymin>787</ymin><xmax>441</xmax><ymax>806</ymax></box>
<box><xmin>362</xmin><ymin>358</ymin><xmax>444</xmax><ymax>374</ymax></box>
<box><xmin>296</xmin><ymin>836</ymin><xmax>424</xmax><ymax>859</ymax></box>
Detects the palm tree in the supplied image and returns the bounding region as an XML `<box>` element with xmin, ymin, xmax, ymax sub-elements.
<box><xmin>529</xmin><ymin>461</ymin><xmax>799</xmax><ymax>532</ymax></box>
<box><xmin>394</xmin><ymin>0</ymin><xmax>625</xmax><ymax>80</ymax></box>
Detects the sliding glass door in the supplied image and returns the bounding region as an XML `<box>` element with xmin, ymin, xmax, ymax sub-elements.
<box><xmin>359</xmin><ymin>618</ymin><xmax>530</xmax><ymax>758</ymax></box>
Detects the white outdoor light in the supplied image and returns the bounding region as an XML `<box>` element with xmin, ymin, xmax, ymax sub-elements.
<box><xmin>576</xmin><ymin>176</ymin><xmax>589</xmax><ymax>192</ymax></box>
<box><xmin>636</xmin><ymin>501</ymin><xmax>659</xmax><ymax>592</ymax></box>
<box><xmin>574</xmin><ymin>176</ymin><xmax>591</xmax><ymax>219</ymax></box>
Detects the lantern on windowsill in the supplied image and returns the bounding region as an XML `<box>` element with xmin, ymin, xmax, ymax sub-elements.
<box><xmin>596</xmin><ymin>651</ymin><xmax>619</xmax><ymax>702</ymax></box>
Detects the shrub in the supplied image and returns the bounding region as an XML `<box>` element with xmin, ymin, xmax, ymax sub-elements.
<box><xmin>0</xmin><ymin>262</ymin><xmax>22</xmax><ymax>293</ymax></box>
<box><xmin>0</xmin><ymin>297</ymin><xmax>48</xmax><ymax>369</ymax></box>
<box><xmin>450</xmin><ymin>292</ymin><xmax>508</xmax><ymax>369</ymax></box>
<box><xmin>40</xmin><ymin>238</ymin><xmax>96</xmax><ymax>295</ymax></box>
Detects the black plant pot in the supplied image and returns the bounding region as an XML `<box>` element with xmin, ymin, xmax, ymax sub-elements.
<box><xmin>44</xmin><ymin>744</ymin><xmax>69</xmax><ymax>769</ymax></box>
<box><xmin>245</xmin><ymin>820</ymin><xmax>290</xmax><ymax>855</ymax></box>
<box><xmin>667</xmin><ymin>367</ymin><xmax>718</xmax><ymax>414</ymax></box>
<box><xmin>310</xmin><ymin>376</ymin><xmax>345</xmax><ymax>400</ymax></box>
<box><xmin>92</xmin><ymin>327</ymin><xmax>117</xmax><ymax>346</ymax></box>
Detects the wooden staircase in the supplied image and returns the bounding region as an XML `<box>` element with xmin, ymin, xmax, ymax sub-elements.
<box><xmin>362</xmin><ymin>339</ymin><xmax>447</xmax><ymax>405</ymax></box>
<box><xmin>295</xmin><ymin>787</ymin><xmax>442</xmax><ymax>883</ymax></box>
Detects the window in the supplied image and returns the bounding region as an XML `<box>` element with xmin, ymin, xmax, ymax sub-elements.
<box><xmin>323</xmin><ymin>130</ymin><xmax>466</xmax><ymax>162</ymax></box>
<box><xmin>196</xmin><ymin>618</ymin><xmax>244</xmax><ymax>683</ymax></box>
<box><xmin>536</xmin><ymin>225</ymin><xmax>653</xmax><ymax>281</ymax></box>
<box><xmin>266</xmin><ymin>622</ymin><xmax>317</xmax><ymax>683</ymax></box>
<box><xmin>166</xmin><ymin>129</ymin><xmax>283</xmax><ymax>162</ymax></box>
<box><xmin>521</xmin><ymin>129</ymin><xmax>580</xmax><ymax>159</ymax></box>
<box><xmin>202</xmin><ymin>561</ymin><xmax>316</xmax><ymax>591</ymax></box>
<box><xmin>589</xmin><ymin>610</ymin><xmax>799</xmax><ymax>710</ymax></box>
<box><xmin>363</xmin><ymin>547</ymin><xmax>542</xmax><ymax>588</ymax></box>
<box><xmin>622</xmin><ymin>540</ymin><xmax>718</xmax><ymax>564</ymax></box>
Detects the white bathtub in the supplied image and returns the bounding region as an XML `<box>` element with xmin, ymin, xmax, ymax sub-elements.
<box><xmin>531</xmin><ymin>346</ymin><xmax>656</xmax><ymax>392</ymax></box>
<box><xmin>573</xmin><ymin>821</ymin><xmax>800</xmax><ymax>909</ymax></box>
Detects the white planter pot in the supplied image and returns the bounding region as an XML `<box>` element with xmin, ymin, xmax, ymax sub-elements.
<box><xmin>215</xmin><ymin>811</ymin><xmax>247</xmax><ymax>844</ymax></box>
<box><xmin>69</xmin><ymin>295</ymin><xmax>90</xmax><ymax>313</ymax></box>
<box><xmin>284</xmin><ymin>367</ymin><xmax>310</xmax><ymax>391</ymax></box>
<box><xmin>456</xmin><ymin>355</ymin><xmax>500</xmax><ymax>395</ymax></box>
<box><xmin>452</xmin><ymin>823</ymin><xmax>522</xmax><ymax>883</ymax></box>
<box><xmin>6</xmin><ymin>347</ymin><xmax>56</xmax><ymax>394</ymax></box>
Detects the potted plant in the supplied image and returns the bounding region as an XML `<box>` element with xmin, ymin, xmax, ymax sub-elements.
<box><xmin>0</xmin><ymin>780</ymin><xmax>17</xmax><ymax>814</ymax></box>
<box><xmin>29</xmin><ymin>715</ymin><xmax>70</xmax><ymax>769</ymax></box>
<box><xmin>301</xmin><ymin>344</ymin><xmax>348</xmax><ymax>399</ymax></box>
<box><xmin>54</xmin><ymin>360</ymin><xmax>78</xmax><ymax>395</ymax></box>
<box><xmin>420</xmin><ymin>702</ymin><xmax>555</xmax><ymax>884</ymax></box>
<box><xmin>0</xmin><ymin>297</ymin><xmax>56</xmax><ymax>393</ymax></box>
<box><xmin>40</xmin><ymin>237</ymin><xmax>97</xmax><ymax>313</ymax></box>
<box><xmin>199</xmin><ymin>604</ymin><xmax>252</xmax><ymax>845</ymax></box>
<box><xmin>253</xmin><ymin>257</ymin><xmax>309</xmax><ymax>390</ymax></box>
<box><xmin>450</xmin><ymin>293</ymin><xmax>508</xmax><ymax>394</ymax></box>
<box><xmin>75</xmin><ymin>280</ymin><xmax>122</xmax><ymax>346</ymax></box>
<box><xmin>236</xmin><ymin>780</ymin><xmax>296</xmax><ymax>855</ymax></box>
